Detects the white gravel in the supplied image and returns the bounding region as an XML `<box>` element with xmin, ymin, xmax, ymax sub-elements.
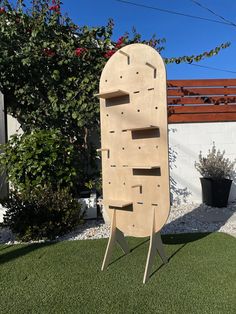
<box><xmin>1</xmin><ymin>202</ymin><xmax>236</xmax><ymax>244</ymax></box>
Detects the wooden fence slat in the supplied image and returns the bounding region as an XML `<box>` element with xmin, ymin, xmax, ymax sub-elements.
<box><xmin>168</xmin><ymin>104</ymin><xmax>236</xmax><ymax>115</ymax></box>
<box><xmin>168</xmin><ymin>78</ymin><xmax>236</xmax><ymax>87</ymax></box>
<box><xmin>168</xmin><ymin>87</ymin><xmax>236</xmax><ymax>97</ymax></box>
<box><xmin>168</xmin><ymin>113</ymin><xmax>236</xmax><ymax>123</ymax></box>
<box><xmin>168</xmin><ymin>96</ymin><xmax>236</xmax><ymax>105</ymax></box>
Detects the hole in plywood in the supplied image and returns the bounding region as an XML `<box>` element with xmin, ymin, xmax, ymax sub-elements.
<box><xmin>155</xmin><ymin>106</ymin><xmax>158</xmax><ymax>109</ymax></box>
<box><xmin>137</xmin><ymin>202</ymin><xmax>143</xmax><ymax>205</ymax></box>
<box><xmin>110</xmin><ymin>204</ymin><xmax>133</xmax><ymax>211</ymax></box>
<box><xmin>122</xmin><ymin>147</ymin><xmax>125</xmax><ymax>150</ymax></box>
<box><xmin>133</xmin><ymin>168</ymin><xmax>161</xmax><ymax>176</ymax></box>
<box><xmin>138</xmin><ymin>146</ymin><xmax>141</xmax><ymax>149</ymax></box>
<box><xmin>156</xmin><ymin>145</ymin><xmax>159</xmax><ymax>149</ymax></box>
<box><xmin>108</xmin><ymin>182</ymin><xmax>111</xmax><ymax>184</ymax></box>
<box><xmin>106</xmin><ymin>114</ymin><xmax>109</xmax><ymax>117</ymax></box>
<box><xmin>109</xmin><ymin>130</ymin><xmax>115</xmax><ymax>133</ymax></box>
<box><xmin>121</xmin><ymin>111</ymin><xmax>124</xmax><ymax>115</ymax></box>
<box><xmin>105</xmin><ymin>79</ymin><xmax>108</xmax><ymax>82</ymax></box>
<box><xmin>120</xmin><ymin>76</ymin><xmax>123</xmax><ymax>79</ymax></box>
<box><xmin>148</xmin><ymin>88</ymin><xmax>154</xmax><ymax>91</ymax></box>
<box><xmin>136</xmin><ymin>71</ymin><xmax>139</xmax><ymax>74</ymax></box>
<box><xmin>157</xmin><ymin>184</ymin><xmax>160</xmax><ymax>187</ymax></box>
<box><xmin>134</xmin><ymin>91</ymin><xmax>140</xmax><ymax>94</ymax></box>
<box><xmin>132</xmin><ymin>129</ymin><xmax>160</xmax><ymax>140</ymax></box>
<box><xmin>123</xmin><ymin>182</ymin><xmax>126</xmax><ymax>185</ymax></box>
<box><xmin>106</xmin><ymin>95</ymin><xmax>130</xmax><ymax>107</ymax></box>
<box><xmin>137</xmin><ymin>109</ymin><xmax>140</xmax><ymax>112</ymax></box>
<box><xmin>152</xmin><ymin>203</ymin><xmax>158</xmax><ymax>206</ymax></box>
<box><xmin>111</xmin><ymin>165</ymin><xmax>116</xmax><ymax>167</ymax></box>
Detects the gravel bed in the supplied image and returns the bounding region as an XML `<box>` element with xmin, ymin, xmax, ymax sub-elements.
<box><xmin>1</xmin><ymin>202</ymin><xmax>236</xmax><ymax>244</ymax></box>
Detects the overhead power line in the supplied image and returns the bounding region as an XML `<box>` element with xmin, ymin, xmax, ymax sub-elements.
<box><xmin>189</xmin><ymin>63</ymin><xmax>236</xmax><ymax>74</ymax></box>
<box><xmin>190</xmin><ymin>0</ymin><xmax>236</xmax><ymax>28</ymax></box>
<box><xmin>116</xmin><ymin>0</ymin><xmax>233</xmax><ymax>26</ymax></box>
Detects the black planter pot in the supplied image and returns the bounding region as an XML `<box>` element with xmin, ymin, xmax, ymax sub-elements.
<box><xmin>200</xmin><ymin>177</ymin><xmax>232</xmax><ymax>208</ymax></box>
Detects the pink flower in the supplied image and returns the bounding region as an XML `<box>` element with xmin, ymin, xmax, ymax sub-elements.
<box><xmin>115</xmin><ymin>36</ymin><xmax>124</xmax><ymax>49</ymax></box>
<box><xmin>75</xmin><ymin>48</ymin><xmax>87</xmax><ymax>56</ymax></box>
<box><xmin>104</xmin><ymin>50</ymin><xmax>115</xmax><ymax>58</ymax></box>
<box><xmin>0</xmin><ymin>7</ymin><xmax>5</xmax><ymax>14</ymax></box>
<box><xmin>49</xmin><ymin>5</ymin><xmax>60</xmax><ymax>11</ymax></box>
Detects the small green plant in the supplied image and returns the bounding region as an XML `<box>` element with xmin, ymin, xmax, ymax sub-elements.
<box><xmin>195</xmin><ymin>144</ymin><xmax>235</xmax><ymax>179</ymax></box>
<box><xmin>1</xmin><ymin>186</ymin><xmax>82</xmax><ymax>241</ymax></box>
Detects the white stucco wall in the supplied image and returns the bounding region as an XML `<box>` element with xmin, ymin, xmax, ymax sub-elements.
<box><xmin>7</xmin><ymin>114</ymin><xmax>22</xmax><ymax>139</ymax></box>
<box><xmin>169</xmin><ymin>122</ymin><xmax>236</xmax><ymax>204</ymax></box>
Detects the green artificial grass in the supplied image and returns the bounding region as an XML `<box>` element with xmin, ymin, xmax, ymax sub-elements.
<box><xmin>0</xmin><ymin>233</ymin><xmax>236</xmax><ymax>314</ymax></box>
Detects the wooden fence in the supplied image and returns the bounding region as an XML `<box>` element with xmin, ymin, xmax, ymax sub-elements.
<box><xmin>167</xmin><ymin>78</ymin><xmax>236</xmax><ymax>123</ymax></box>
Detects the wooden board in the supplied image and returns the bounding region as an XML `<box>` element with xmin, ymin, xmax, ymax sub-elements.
<box><xmin>95</xmin><ymin>90</ymin><xmax>129</xmax><ymax>99</ymax></box>
<box><xmin>97</xmin><ymin>43</ymin><xmax>170</xmax><ymax>237</ymax></box>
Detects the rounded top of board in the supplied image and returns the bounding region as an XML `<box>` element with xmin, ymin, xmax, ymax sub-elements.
<box><xmin>101</xmin><ymin>43</ymin><xmax>166</xmax><ymax>84</ymax></box>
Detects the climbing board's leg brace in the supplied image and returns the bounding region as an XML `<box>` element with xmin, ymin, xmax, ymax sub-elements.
<box><xmin>143</xmin><ymin>208</ymin><xmax>168</xmax><ymax>284</ymax></box>
<box><xmin>101</xmin><ymin>209</ymin><xmax>130</xmax><ymax>271</ymax></box>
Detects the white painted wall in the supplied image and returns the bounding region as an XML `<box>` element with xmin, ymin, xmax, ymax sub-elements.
<box><xmin>7</xmin><ymin>114</ymin><xmax>22</xmax><ymax>139</ymax></box>
<box><xmin>169</xmin><ymin>122</ymin><xmax>236</xmax><ymax>204</ymax></box>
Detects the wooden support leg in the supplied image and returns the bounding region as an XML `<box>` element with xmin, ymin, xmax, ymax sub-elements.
<box><xmin>101</xmin><ymin>209</ymin><xmax>130</xmax><ymax>271</ymax></box>
<box><xmin>143</xmin><ymin>208</ymin><xmax>168</xmax><ymax>284</ymax></box>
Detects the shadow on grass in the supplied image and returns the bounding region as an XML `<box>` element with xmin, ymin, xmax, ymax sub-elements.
<box><xmin>0</xmin><ymin>242</ymin><xmax>56</xmax><ymax>265</ymax></box>
<box><xmin>150</xmin><ymin>233</ymin><xmax>211</xmax><ymax>279</ymax></box>
<box><xmin>162</xmin><ymin>232</ymin><xmax>211</xmax><ymax>245</ymax></box>
<box><xmin>0</xmin><ymin>244</ymin><xmax>13</xmax><ymax>252</ymax></box>
<box><xmin>107</xmin><ymin>233</ymin><xmax>211</xmax><ymax>279</ymax></box>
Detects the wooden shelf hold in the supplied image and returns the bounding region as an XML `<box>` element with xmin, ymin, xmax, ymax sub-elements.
<box><xmin>97</xmin><ymin>148</ymin><xmax>109</xmax><ymax>152</ymax></box>
<box><xmin>94</xmin><ymin>90</ymin><xmax>129</xmax><ymax>99</ymax></box>
<box><xmin>107</xmin><ymin>200</ymin><xmax>133</xmax><ymax>208</ymax></box>
<box><xmin>122</xmin><ymin>125</ymin><xmax>159</xmax><ymax>132</ymax></box>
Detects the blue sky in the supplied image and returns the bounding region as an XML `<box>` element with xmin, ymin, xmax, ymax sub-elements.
<box><xmin>32</xmin><ymin>1</ymin><xmax>236</xmax><ymax>79</ymax></box>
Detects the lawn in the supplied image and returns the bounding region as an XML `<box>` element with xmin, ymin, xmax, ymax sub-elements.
<box><xmin>0</xmin><ymin>232</ymin><xmax>235</xmax><ymax>314</ymax></box>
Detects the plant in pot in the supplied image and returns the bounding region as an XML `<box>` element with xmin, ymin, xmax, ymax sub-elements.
<box><xmin>195</xmin><ymin>144</ymin><xmax>235</xmax><ymax>207</ymax></box>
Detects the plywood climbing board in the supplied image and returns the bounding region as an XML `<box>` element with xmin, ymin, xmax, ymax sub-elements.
<box><xmin>95</xmin><ymin>43</ymin><xmax>170</xmax><ymax>283</ymax></box>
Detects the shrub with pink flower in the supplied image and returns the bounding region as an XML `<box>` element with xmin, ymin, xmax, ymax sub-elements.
<box><xmin>115</xmin><ymin>36</ymin><xmax>124</xmax><ymax>49</ymax></box>
<box><xmin>104</xmin><ymin>50</ymin><xmax>116</xmax><ymax>58</ymax></box>
<box><xmin>75</xmin><ymin>48</ymin><xmax>87</xmax><ymax>57</ymax></box>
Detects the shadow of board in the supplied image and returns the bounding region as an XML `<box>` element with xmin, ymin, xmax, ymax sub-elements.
<box><xmin>106</xmin><ymin>232</ymin><xmax>210</xmax><ymax>271</ymax></box>
<box><xmin>0</xmin><ymin>242</ymin><xmax>56</xmax><ymax>265</ymax></box>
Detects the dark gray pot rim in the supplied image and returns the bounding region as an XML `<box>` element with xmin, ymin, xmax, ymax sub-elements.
<box><xmin>200</xmin><ymin>177</ymin><xmax>232</xmax><ymax>182</ymax></box>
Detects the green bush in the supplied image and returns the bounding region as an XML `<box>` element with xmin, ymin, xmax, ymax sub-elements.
<box><xmin>0</xmin><ymin>129</ymin><xmax>81</xmax><ymax>193</ymax></box>
<box><xmin>1</xmin><ymin>186</ymin><xmax>82</xmax><ymax>241</ymax></box>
